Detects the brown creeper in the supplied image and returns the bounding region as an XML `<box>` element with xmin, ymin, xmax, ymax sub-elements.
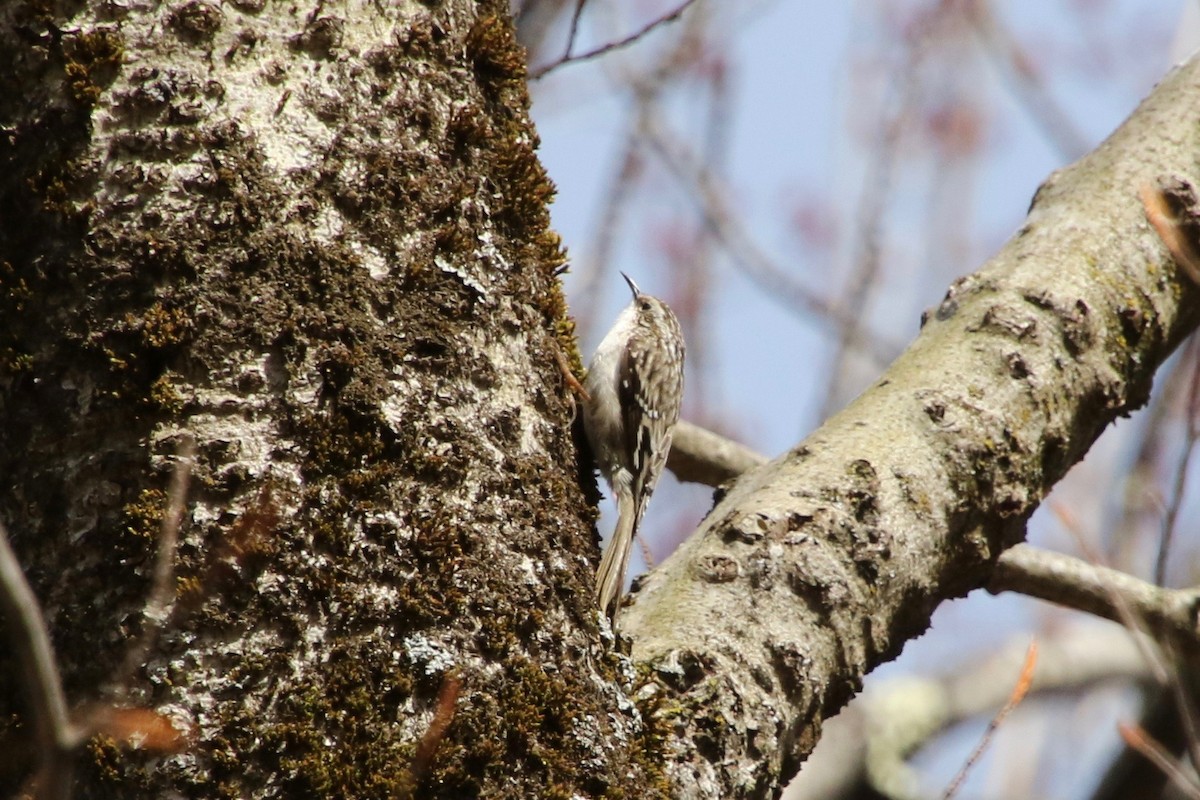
<box><xmin>583</xmin><ymin>273</ymin><xmax>685</xmax><ymax>622</ymax></box>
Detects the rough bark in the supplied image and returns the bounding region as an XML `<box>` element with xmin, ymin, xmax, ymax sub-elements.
<box><xmin>0</xmin><ymin>1</ymin><xmax>660</xmax><ymax>797</ymax></box>
<box><xmin>4</xmin><ymin>0</ymin><xmax>1200</xmax><ymax>798</ymax></box>
<box><xmin>621</xmin><ymin>57</ymin><xmax>1200</xmax><ymax>797</ymax></box>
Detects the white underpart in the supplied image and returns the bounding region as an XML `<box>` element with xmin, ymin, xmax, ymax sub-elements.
<box><xmin>583</xmin><ymin>302</ymin><xmax>637</xmax><ymax>492</ymax></box>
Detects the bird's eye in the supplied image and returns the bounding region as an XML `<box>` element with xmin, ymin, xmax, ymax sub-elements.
<box><xmin>639</xmin><ymin>300</ymin><xmax>652</xmax><ymax>311</ymax></box>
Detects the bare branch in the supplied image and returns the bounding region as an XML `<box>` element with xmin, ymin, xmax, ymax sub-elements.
<box><xmin>1048</xmin><ymin>503</ymin><xmax>1173</xmax><ymax>685</ymax></box>
<box><xmin>625</xmin><ymin>54</ymin><xmax>1200</xmax><ymax>795</ymax></box>
<box><xmin>1155</xmin><ymin>336</ymin><xmax>1200</xmax><ymax>586</ymax></box>
<box><xmin>1048</xmin><ymin>497</ymin><xmax>1200</xmax><ymax>784</ymax></box>
<box><xmin>667</xmin><ymin>420</ymin><xmax>767</xmax><ymax>486</ymax></box>
<box><xmin>0</xmin><ymin>437</ymin><xmax>198</xmax><ymax>798</ymax></box>
<box><xmin>115</xmin><ymin>436</ymin><xmax>195</xmax><ymax>688</ymax></box>
<box><xmin>562</xmin><ymin>0</ymin><xmax>588</xmax><ymax>60</ymax></box>
<box><xmin>529</xmin><ymin>0</ymin><xmax>702</xmax><ymax>79</ymax></box>
<box><xmin>988</xmin><ymin>544</ymin><xmax>1200</xmax><ymax>651</ymax></box>
<box><xmin>568</xmin><ymin>4</ymin><xmax>711</xmax><ymax>343</ymax></box>
<box><xmin>0</xmin><ymin>520</ymin><xmax>81</xmax><ymax>800</ymax></box>
<box><xmin>940</xmin><ymin>641</ymin><xmax>1037</xmax><ymax>800</ymax></box>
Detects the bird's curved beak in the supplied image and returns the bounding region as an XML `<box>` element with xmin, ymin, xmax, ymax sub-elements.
<box><xmin>620</xmin><ymin>272</ymin><xmax>642</xmax><ymax>298</ymax></box>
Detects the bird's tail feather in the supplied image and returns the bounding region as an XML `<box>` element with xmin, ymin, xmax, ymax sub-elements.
<box><xmin>596</xmin><ymin>492</ymin><xmax>638</xmax><ymax>623</ymax></box>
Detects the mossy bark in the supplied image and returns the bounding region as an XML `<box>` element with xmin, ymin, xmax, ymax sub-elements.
<box><xmin>0</xmin><ymin>1</ymin><xmax>662</xmax><ymax>797</ymax></box>
<box><xmin>8</xmin><ymin>2</ymin><xmax>1200</xmax><ymax>799</ymax></box>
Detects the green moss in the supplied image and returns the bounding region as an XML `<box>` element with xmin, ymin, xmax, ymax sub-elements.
<box><xmin>71</xmin><ymin>296</ymin><xmax>197</xmax><ymax>410</ymax></box>
<box><xmin>0</xmin><ymin>262</ymin><xmax>31</xmax><ymax>306</ymax></box>
<box><xmin>138</xmin><ymin>302</ymin><xmax>194</xmax><ymax>350</ymax></box>
<box><xmin>149</xmin><ymin>371</ymin><xmax>186</xmax><ymax>413</ymax></box>
<box><xmin>628</xmin><ymin>675</ymin><xmax>674</xmax><ymax>799</ymax></box>
<box><xmin>85</xmin><ymin>734</ymin><xmax>151</xmax><ymax>791</ymax></box>
<box><xmin>222</xmin><ymin>642</ymin><xmax>417</xmax><ymax>799</ymax></box>
<box><xmin>123</xmin><ymin>487</ymin><xmax>167</xmax><ymax>542</ymax></box>
<box><xmin>466</xmin><ymin>14</ymin><xmax>527</xmax><ymax>87</ymax></box>
<box><xmin>0</xmin><ymin>262</ymin><xmax>36</xmax><ymax>376</ymax></box>
<box><xmin>63</xmin><ymin>27</ymin><xmax>124</xmax><ymax>106</ymax></box>
<box><xmin>461</xmin><ymin>9</ymin><xmax>578</xmax><ymax>371</ymax></box>
<box><xmin>176</xmin><ymin>574</ymin><xmax>203</xmax><ymax>604</ymax></box>
<box><xmin>424</xmin><ymin>656</ymin><xmax>599</xmax><ymax>798</ymax></box>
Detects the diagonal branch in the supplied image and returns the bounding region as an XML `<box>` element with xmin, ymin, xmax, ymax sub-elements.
<box><xmin>669</xmin><ymin>421</ymin><xmax>1200</xmax><ymax>652</ymax></box>
<box><xmin>631</xmin><ymin>54</ymin><xmax>1200</xmax><ymax>798</ymax></box>
<box><xmin>529</xmin><ymin>0</ymin><xmax>702</xmax><ymax>79</ymax></box>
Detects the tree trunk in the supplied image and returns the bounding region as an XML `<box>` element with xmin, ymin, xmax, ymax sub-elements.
<box><xmin>0</xmin><ymin>1</ymin><xmax>658</xmax><ymax>797</ymax></box>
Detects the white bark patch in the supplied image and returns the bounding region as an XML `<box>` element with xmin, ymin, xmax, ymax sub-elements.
<box><xmin>434</xmin><ymin>254</ymin><xmax>490</xmax><ymax>298</ymax></box>
<box><xmin>350</xmin><ymin>237</ymin><xmax>390</xmax><ymax>281</ymax></box>
<box><xmin>480</xmin><ymin>332</ymin><xmax>546</xmax><ymax>455</ymax></box>
<box><xmin>403</xmin><ymin>633</ymin><xmax>456</xmax><ymax>676</ymax></box>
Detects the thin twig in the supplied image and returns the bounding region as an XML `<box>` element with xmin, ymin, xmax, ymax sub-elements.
<box><xmin>1049</xmin><ymin>502</ymin><xmax>1171</xmax><ymax>683</ymax></box>
<box><xmin>1118</xmin><ymin>722</ymin><xmax>1200</xmax><ymax>800</ymax></box>
<box><xmin>820</xmin><ymin>0</ymin><xmax>925</xmax><ymax>417</ymax></box>
<box><xmin>568</xmin><ymin>4</ymin><xmax>704</xmax><ymax>342</ymax></box>
<box><xmin>941</xmin><ymin>640</ymin><xmax>1038</xmax><ymax>800</ymax></box>
<box><xmin>1104</xmin><ymin>354</ymin><xmax>1189</xmax><ymax>561</ymax></box>
<box><xmin>1164</xmin><ymin>638</ymin><xmax>1200</xmax><ymax>779</ymax></box>
<box><xmin>1049</xmin><ymin>500</ymin><xmax>1200</xmax><ymax>769</ymax></box>
<box><xmin>678</xmin><ymin>23</ymin><xmax>728</xmax><ymax>419</ymax></box>
<box><xmin>116</xmin><ymin>437</ymin><xmax>195</xmax><ymax>688</ymax></box>
<box><xmin>639</xmin><ymin>109</ymin><xmax>904</xmax><ymax>366</ymax></box>
<box><xmin>1155</xmin><ymin>336</ymin><xmax>1200</xmax><ymax>586</ymax></box>
<box><xmin>561</xmin><ymin>0</ymin><xmax>588</xmax><ymax>60</ymax></box>
<box><xmin>530</xmin><ymin>0</ymin><xmax>702</xmax><ymax>79</ymax></box>
<box><xmin>0</xmin><ymin>520</ymin><xmax>81</xmax><ymax>800</ymax></box>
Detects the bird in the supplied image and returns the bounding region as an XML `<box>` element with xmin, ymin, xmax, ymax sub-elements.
<box><xmin>582</xmin><ymin>273</ymin><xmax>684</xmax><ymax>622</ymax></box>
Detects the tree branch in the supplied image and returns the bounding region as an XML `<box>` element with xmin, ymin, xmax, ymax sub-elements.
<box><xmin>666</xmin><ymin>420</ymin><xmax>766</xmax><ymax>486</ymax></box>
<box><xmin>669</xmin><ymin>424</ymin><xmax>1200</xmax><ymax>654</ymax></box>
<box><xmin>987</xmin><ymin>544</ymin><xmax>1200</xmax><ymax>651</ymax></box>
<box><xmin>529</xmin><ymin>0</ymin><xmax>702</xmax><ymax>79</ymax></box>
<box><xmin>0</xmin><ymin>521</ymin><xmax>81</xmax><ymax>800</ymax></box>
<box><xmin>788</xmin><ymin>625</ymin><xmax>1153</xmax><ymax>800</ymax></box>
<box><xmin>632</xmin><ymin>54</ymin><xmax>1200</xmax><ymax>798</ymax></box>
